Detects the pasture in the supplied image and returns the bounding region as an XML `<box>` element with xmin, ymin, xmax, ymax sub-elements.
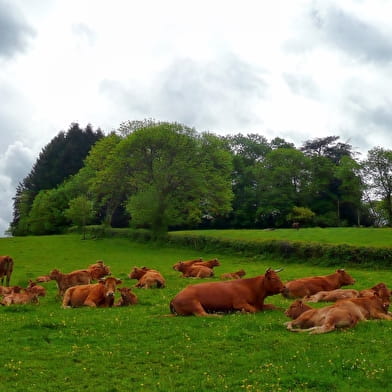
<box><xmin>1</xmin><ymin>233</ymin><xmax>392</xmax><ymax>392</ymax></box>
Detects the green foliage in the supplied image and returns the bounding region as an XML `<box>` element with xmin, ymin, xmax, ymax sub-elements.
<box><xmin>11</xmin><ymin>123</ymin><xmax>103</xmax><ymax>235</ymax></box>
<box><xmin>287</xmin><ymin>206</ymin><xmax>315</xmax><ymax>225</ymax></box>
<box><xmin>65</xmin><ymin>196</ymin><xmax>95</xmax><ymax>239</ymax></box>
<box><xmin>1</xmin><ymin>234</ymin><xmax>392</xmax><ymax>391</ymax></box>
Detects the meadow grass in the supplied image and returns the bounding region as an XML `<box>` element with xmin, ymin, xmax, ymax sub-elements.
<box><xmin>1</xmin><ymin>234</ymin><xmax>392</xmax><ymax>391</ymax></box>
<box><xmin>170</xmin><ymin>227</ymin><xmax>392</xmax><ymax>247</ymax></box>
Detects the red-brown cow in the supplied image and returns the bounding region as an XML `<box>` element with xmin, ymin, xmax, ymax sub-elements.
<box><xmin>49</xmin><ymin>268</ymin><xmax>91</xmax><ymax>297</ymax></box>
<box><xmin>285</xmin><ymin>286</ymin><xmax>392</xmax><ymax>334</ymax></box>
<box><xmin>170</xmin><ymin>268</ymin><xmax>285</xmax><ymax>316</ymax></box>
<box><xmin>282</xmin><ymin>269</ymin><xmax>355</xmax><ymax>299</ymax></box>
<box><xmin>115</xmin><ymin>287</ymin><xmax>138</xmax><ymax>306</ymax></box>
<box><xmin>62</xmin><ymin>277</ymin><xmax>122</xmax><ymax>308</ymax></box>
<box><xmin>172</xmin><ymin>258</ymin><xmax>203</xmax><ymax>271</ymax></box>
<box><xmin>26</xmin><ymin>280</ymin><xmax>46</xmax><ymax>297</ymax></box>
<box><xmin>359</xmin><ymin>283</ymin><xmax>391</xmax><ymax>298</ymax></box>
<box><xmin>304</xmin><ymin>288</ymin><xmax>360</xmax><ymax>303</ymax></box>
<box><xmin>0</xmin><ymin>256</ymin><xmax>14</xmax><ymax>286</ymax></box>
<box><xmin>1</xmin><ymin>285</ymin><xmax>40</xmax><ymax>306</ymax></box>
<box><xmin>285</xmin><ymin>299</ymin><xmax>313</xmax><ymax>319</ymax></box>
<box><xmin>129</xmin><ymin>267</ymin><xmax>165</xmax><ymax>288</ymax></box>
<box><xmin>86</xmin><ymin>260</ymin><xmax>111</xmax><ymax>280</ymax></box>
<box><xmin>175</xmin><ymin>262</ymin><xmax>214</xmax><ymax>278</ymax></box>
<box><xmin>0</xmin><ymin>285</ymin><xmax>21</xmax><ymax>295</ymax></box>
<box><xmin>220</xmin><ymin>269</ymin><xmax>246</xmax><ymax>280</ymax></box>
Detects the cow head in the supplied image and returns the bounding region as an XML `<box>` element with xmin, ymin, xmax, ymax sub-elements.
<box><xmin>264</xmin><ymin>268</ymin><xmax>285</xmax><ymax>295</ymax></box>
<box><xmin>285</xmin><ymin>300</ymin><xmax>312</xmax><ymax>319</ymax></box>
<box><xmin>88</xmin><ymin>260</ymin><xmax>111</xmax><ymax>279</ymax></box>
<box><xmin>129</xmin><ymin>267</ymin><xmax>148</xmax><ymax>280</ymax></box>
<box><xmin>99</xmin><ymin>277</ymin><xmax>122</xmax><ymax>298</ymax></box>
<box><xmin>49</xmin><ymin>269</ymin><xmax>61</xmax><ymax>279</ymax></box>
<box><xmin>117</xmin><ymin>287</ymin><xmax>138</xmax><ymax>305</ymax></box>
<box><xmin>337</xmin><ymin>269</ymin><xmax>356</xmax><ymax>286</ymax></box>
<box><xmin>236</xmin><ymin>269</ymin><xmax>246</xmax><ymax>278</ymax></box>
<box><xmin>207</xmin><ymin>259</ymin><xmax>220</xmax><ymax>267</ymax></box>
<box><xmin>26</xmin><ymin>280</ymin><xmax>46</xmax><ymax>297</ymax></box>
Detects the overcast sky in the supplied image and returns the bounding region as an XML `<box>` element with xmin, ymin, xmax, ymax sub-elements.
<box><xmin>1</xmin><ymin>0</ymin><xmax>391</xmax><ymax>235</ymax></box>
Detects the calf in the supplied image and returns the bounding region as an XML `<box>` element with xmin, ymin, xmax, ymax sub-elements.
<box><xmin>220</xmin><ymin>269</ymin><xmax>246</xmax><ymax>280</ymax></box>
<box><xmin>129</xmin><ymin>267</ymin><xmax>165</xmax><ymax>288</ymax></box>
<box><xmin>304</xmin><ymin>289</ymin><xmax>360</xmax><ymax>303</ymax></box>
<box><xmin>172</xmin><ymin>258</ymin><xmax>203</xmax><ymax>271</ymax></box>
<box><xmin>62</xmin><ymin>277</ymin><xmax>122</xmax><ymax>308</ymax></box>
<box><xmin>49</xmin><ymin>268</ymin><xmax>91</xmax><ymax>297</ymax></box>
<box><xmin>26</xmin><ymin>280</ymin><xmax>46</xmax><ymax>297</ymax></box>
<box><xmin>115</xmin><ymin>287</ymin><xmax>138</xmax><ymax>306</ymax></box>
<box><xmin>282</xmin><ymin>269</ymin><xmax>355</xmax><ymax>299</ymax></box>
<box><xmin>170</xmin><ymin>268</ymin><xmax>285</xmax><ymax>316</ymax></box>
<box><xmin>1</xmin><ymin>286</ymin><xmax>39</xmax><ymax>306</ymax></box>
<box><xmin>0</xmin><ymin>285</ymin><xmax>21</xmax><ymax>295</ymax></box>
<box><xmin>285</xmin><ymin>286</ymin><xmax>392</xmax><ymax>334</ymax></box>
<box><xmin>0</xmin><ymin>255</ymin><xmax>14</xmax><ymax>286</ymax></box>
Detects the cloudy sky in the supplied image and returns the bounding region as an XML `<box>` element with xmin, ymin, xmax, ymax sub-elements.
<box><xmin>1</xmin><ymin>0</ymin><xmax>391</xmax><ymax>235</ymax></box>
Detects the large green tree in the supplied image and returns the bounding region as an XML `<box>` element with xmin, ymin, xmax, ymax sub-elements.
<box><xmin>11</xmin><ymin>123</ymin><xmax>103</xmax><ymax>235</ymax></box>
<box><xmin>116</xmin><ymin>122</ymin><xmax>233</xmax><ymax>236</ymax></box>
<box><xmin>362</xmin><ymin>147</ymin><xmax>392</xmax><ymax>226</ymax></box>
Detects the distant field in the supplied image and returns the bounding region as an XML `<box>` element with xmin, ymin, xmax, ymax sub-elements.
<box><xmin>1</xmin><ymin>234</ymin><xmax>392</xmax><ymax>391</ymax></box>
<box><xmin>170</xmin><ymin>227</ymin><xmax>392</xmax><ymax>247</ymax></box>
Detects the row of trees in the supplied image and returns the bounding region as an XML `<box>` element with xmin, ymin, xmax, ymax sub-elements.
<box><xmin>9</xmin><ymin>120</ymin><xmax>392</xmax><ymax>236</ymax></box>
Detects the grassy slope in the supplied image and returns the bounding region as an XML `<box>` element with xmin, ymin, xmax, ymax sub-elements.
<box><xmin>0</xmin><ymin>234</ymin><xmax>392</xmax><ymax>392</ymax></box>
<box><xmin>170</xmin><ymin>227</ymin><xmax>392</xmax><ymax>247</ymax></box>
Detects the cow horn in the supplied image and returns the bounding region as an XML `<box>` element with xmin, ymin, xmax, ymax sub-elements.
<box><xmin>265</xmin><ymin>267</ymin><xmax>271</xmax><ymax>273</ymax></box>
<box><xmin>274</xmin><ymin>268</ymin><xmax>284</xmax><ymax>272</ymax></box>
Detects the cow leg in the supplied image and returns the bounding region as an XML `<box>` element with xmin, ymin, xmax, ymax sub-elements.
<box><xmin>233</xmin><ymin>302</ymin><xmax>258</xmax><ymax>313</ymax></box>
<box><xmin>262</xmin><ymin>303</ymin><xmax>279</xmax><ymax>310</ymax></box>
<box><xmin>83</xmin><ymin>299</ymin><xmax>97</xmax><ymax>307</ymax></box>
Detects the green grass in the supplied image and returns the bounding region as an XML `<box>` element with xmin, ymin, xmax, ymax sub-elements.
<box><xmin>1</xmin><ymin>234</ymin><xmax>392</xmax><ymax>391</ymax></box>
<box><xmin>170</xmin><ymin>227</ymin><xmax>392</xmax><ymax>247</ymax></box>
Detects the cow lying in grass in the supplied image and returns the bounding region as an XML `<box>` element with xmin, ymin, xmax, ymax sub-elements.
<box><xmin>0</xmin><ymin>285</ymin><xmax>21</xmax><ymax>295</ymax></box>
<box><xmin>115</xmin><ymin>287</ymin><xmax>138</xmax><ymax>306</ymax></box>
<box><xmin>282</xmin><ymin>269</ymin><xmax>356</xmax><ymax>299</ymax></box>
<box><xmin>285</xmin><ymin>285</ymin><xmax>392</xmax><ymax>334</ymax></box>
<box><xmin>0</xmin><ymin>285</ymin><xmax>40</xmax><ymax>306</ymax></box>
<box><xmin>173</xmin><ymin>258</ymin><xmax>220</xmax><ymax>278</ymax></box>
<box><xmin>170</xmin><ymin>268</ymin><xmax>284</xmax><ymax>316</ymax></box>
<box><xmin>304</xmin><ymin>288</ymin><xmax>360</xmax><ymax>303</ymax></box>
<box><xmin>129</xmin><ymin>267</ymin><xmax>165</xmax><ymax>288</ymax></box>
<box><xmin>220</xmin><ymin>269</ymin><xmax>246</xmax><ymax>280</ymax></box>
<box><xmin>62</xmin><ymin>277</ymin><xmax>122</xmax><ymax>308</ymax></box>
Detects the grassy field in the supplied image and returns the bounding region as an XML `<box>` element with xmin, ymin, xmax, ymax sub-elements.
<box><xmin>170</xmin><ymin>227</ymin><xmax>392</xmax><ymax>247</ymax></box>
<box><xmin>1</xmin><ymin>233</ymin><xmax>392</xmax><ymax>391</ymax></box>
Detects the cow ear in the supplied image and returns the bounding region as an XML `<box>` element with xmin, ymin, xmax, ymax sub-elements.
<box><xmin>116</xmin><ymin>279</ymin><xmax>122</xmax><ymax>285</ymax></box>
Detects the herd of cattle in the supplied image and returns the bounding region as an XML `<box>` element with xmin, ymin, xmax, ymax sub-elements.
<box><xmin>1</xmin><ymin>254</ymin><xmax>391</xmax><ymax>334</ymax></box>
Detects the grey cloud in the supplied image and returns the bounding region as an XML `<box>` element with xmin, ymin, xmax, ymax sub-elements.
<box><xmin>313</xmin><ymin>5</ymin><xmax>392</xmax><ymax>63</ymax></box>
<box><xmin>0</xmin><ymin>0</ymin><xmax>35</xmax><ymax>59</ymax></box>
<box><xmin>283</xmin><ymin>73</ymin><xmax>320</xmax><ymax>99</ymax></box>
<box><xmin>101</xmin><ymin>54</ymin><xmax>267</xmax><ymax>130</ymax></box>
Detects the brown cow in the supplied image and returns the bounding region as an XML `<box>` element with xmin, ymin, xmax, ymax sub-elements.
<box><xmin>304</xmin><ymin>288</ymin><xmax>360</xmax><ymax>303</ymax></box>
<box><xmin>172</xmin><ymin>258</ymin><xmax>203</xmax><ymax>271</ymax></box>
<box><xmin>26</xmin><ymin>280</ymin><xmax>46</xmax><ymax>297</ymax></box>
<box><xmin>115</xmin><ymin>287</ymin><xmax>138</xmax><ymax>306</ymax></box>
<box><xmin>282</xmin><ymin>269</ymin><xmax>355</xmax><ymax>299</ymax></box>
<box><xmin>220</xmin><ymin>269</ymin><xmax>246</xmax><ymax>280</ymax></box>
<box><xmin>0</xmin><ymin>256</ymin><xmax>14</xmax><ymax>286</ymax></box>
<box><xmin>175</xmin><ymin>262</ymin><xmax>215</xmax><ymax>278</ymax></box>
<box><xmin>62</xmin><ymin>277</ymin><xmax>122</xmax><ymax>308</ymax></box>
<box><xmin>1</xmin><ymin>285</ymin><xmax>40</xmax><ymax>306</ymax></box>
<box><xmin>359</xmin><ymin>283</ymin><xmax>391</xmax><ymax>298</ymax></box>
<box><xmin>285</xmin><ymin>287</ymin><xmax>392</xmax><ymax>334</ymax></box>
<box><xmin>49</xmin><ymin>268</ymin><xmax>91</xmax><ymax>297</ymax></box>
<box><xmin>285</xmin><ymin>299</ymin><xmax>313</xmax><ymax>319</ymax></box>
<box><xmin>0</xmin><ymin>285</ymin><xmax>21</xmax><ymax>295</ymax></box>
<box><xmin>86</xmin><ymin>260</ymin><xmax>111</xmax><ymax>280</ymax></box>
<box><xmin>129</xmin><ymin>267</ymin><xmax>165</xmax><ymax>288</ymax></box>
<box><xmin>170</xmin><ymin>268</ymin><xmax>285</xmax><ymax>316</ymax></box>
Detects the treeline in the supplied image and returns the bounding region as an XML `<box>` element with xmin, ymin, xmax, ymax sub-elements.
<box><xmin>9</xmin><ymin>120</ymin><xmax>392</xmax><ymax>236</ymax></box>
